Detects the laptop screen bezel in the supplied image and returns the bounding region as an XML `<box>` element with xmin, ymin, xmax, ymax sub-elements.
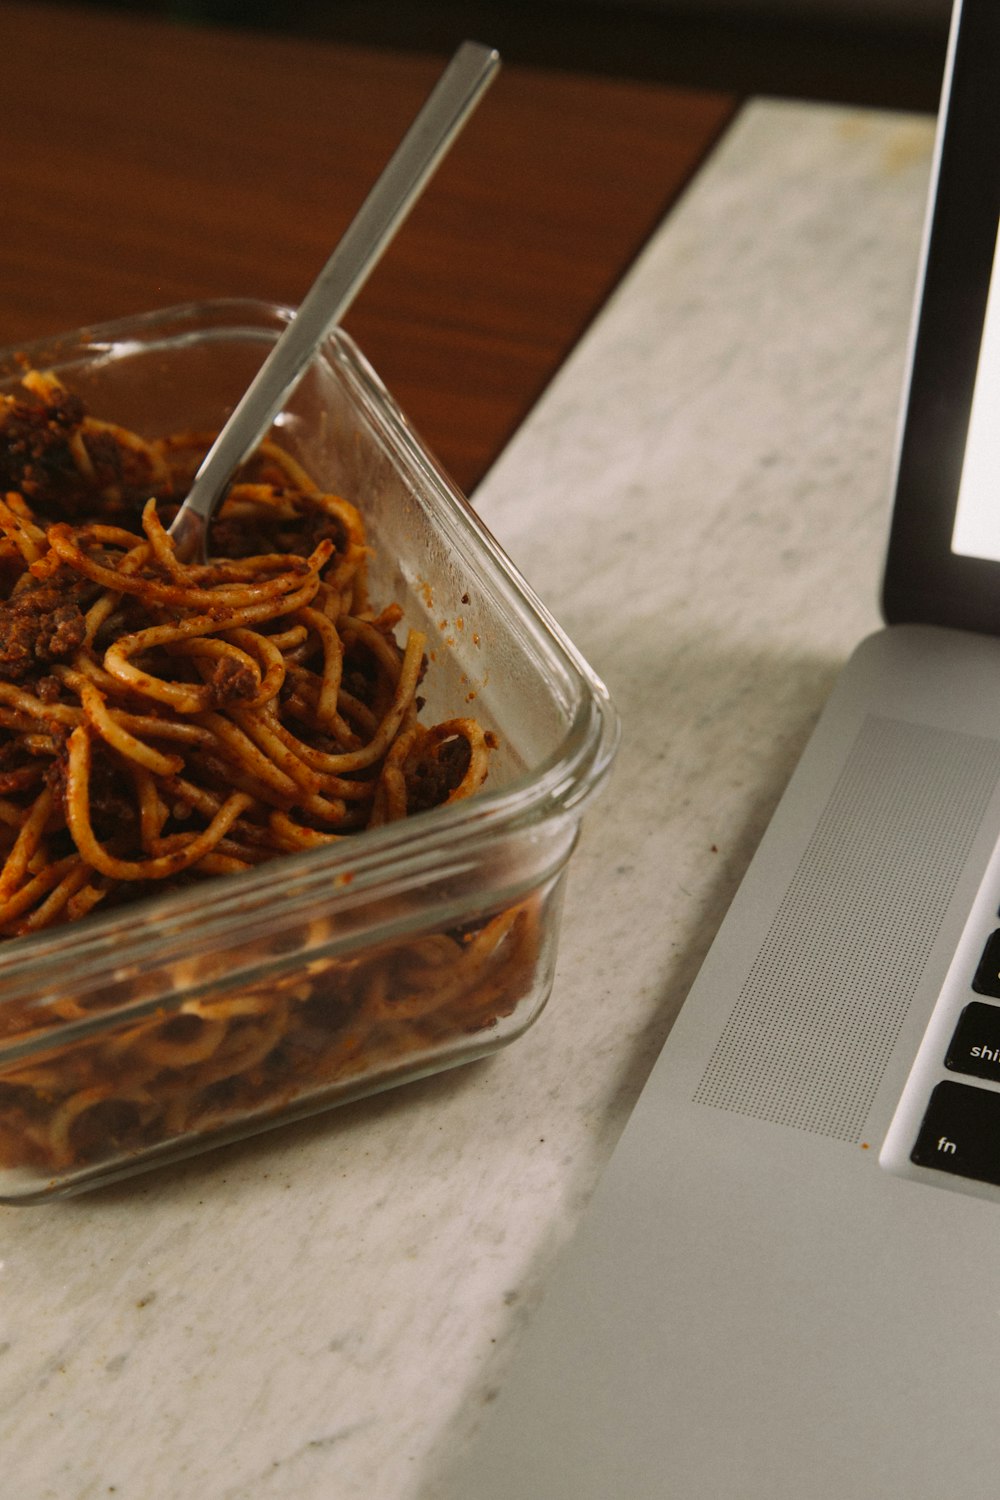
<box><xmin>882</xmin><ymin>0</ymin><xmax>1000</xmax><ymax>632</ymax></box>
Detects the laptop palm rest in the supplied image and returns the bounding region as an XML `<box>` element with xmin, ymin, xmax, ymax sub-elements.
<box><xmin>434</xmin><ymin>622</ymin><xmax>1000</xmax><ymax>1499</ymax></box>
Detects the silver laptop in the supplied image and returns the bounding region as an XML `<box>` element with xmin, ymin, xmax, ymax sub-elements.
<box><xmin>434</xmin><ymin>2</ymin><xmax>1000</xmax><ymax>1495</ymax></box>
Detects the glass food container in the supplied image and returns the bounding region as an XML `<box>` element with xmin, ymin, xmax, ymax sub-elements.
<box><xmin>0</xmin><ymin>299</ymin><xmax>619</xmax><ymax>1202</ymax></box>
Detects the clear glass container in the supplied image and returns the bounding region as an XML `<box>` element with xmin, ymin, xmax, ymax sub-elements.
<box><xmin>0</xmin><ymin>299</ymin><xmax>619</xmax><ymax>1202</ymax></box>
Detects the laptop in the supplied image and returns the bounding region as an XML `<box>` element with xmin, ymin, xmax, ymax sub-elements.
<box><xmin>433</xmin><ymin>2</ymin><xmax>1000</xmax><ymax>1495</ymax></box>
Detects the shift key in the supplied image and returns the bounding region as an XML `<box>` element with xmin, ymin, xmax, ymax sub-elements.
<box><xmin>946</xmin><ymin>1001</ymin><xmax>1000</xmax><ymax>1082</ymax></box>
<box><xmin>911</xmin><ymin>1081</ymin><xmax>1000</xmax><ymax>1185</ymax></box>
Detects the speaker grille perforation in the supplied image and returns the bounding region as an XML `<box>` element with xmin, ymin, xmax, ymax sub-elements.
<box><xmin>693</xmin><ymin>715</ymin><xmax>1000</xmax><ymax>1140</ymax></box>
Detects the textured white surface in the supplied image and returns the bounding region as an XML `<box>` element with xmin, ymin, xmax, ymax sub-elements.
<box><xmin>0</xmin><ymin>100</ymin><xmax>934</xmax><ymax>1499</ymax></box>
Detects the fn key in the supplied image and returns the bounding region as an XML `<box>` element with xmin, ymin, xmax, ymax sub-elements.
<box><xmin>912</xmin><ymin>1081</ymin><xmax>1000</xmax><ymax>1186</ymax></box>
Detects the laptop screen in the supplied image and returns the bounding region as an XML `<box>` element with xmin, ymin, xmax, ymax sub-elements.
<box><xmin>952</xmin><ymin>215</ymin><xmax>1000</xmax><ymax>561</ymax></box>
<box><xmin>882</xmin><ymin>0</ymin><xmax>1000</xmax><ymax>629</ymax></box>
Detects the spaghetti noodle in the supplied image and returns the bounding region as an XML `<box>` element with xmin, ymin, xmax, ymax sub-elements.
<box><xmin>0</xmin><ymin>372</ymin><xmax>538</xmax><ymax>1179</ymax></box>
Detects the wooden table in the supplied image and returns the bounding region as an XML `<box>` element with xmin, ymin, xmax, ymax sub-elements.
<box><xmin>0</xmin><ymin>1</ymin><xmax>736</xmax><ymax>494</ymax></box>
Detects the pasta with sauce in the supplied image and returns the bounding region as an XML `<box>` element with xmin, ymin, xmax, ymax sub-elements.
<box><xmin>0</xmin><ymin>371</ymin><xmax>538</xmax><ymax>1179</ymax></box>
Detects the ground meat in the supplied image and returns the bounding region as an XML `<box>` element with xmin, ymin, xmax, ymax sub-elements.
<box><xmin>36</xmin><ymin>603</ymin><xmax>86</xmax><ymax>662</ymax></box>
<box><xmin>88</xmin><ymin>770</ymin><xmax>134</xmax><ymax>835</ymax></box>
<box><xmin>43</xmin><ymin>731</ymin><xmax>70</xmax><ymax>801</ymax></box>
<box><xmin>46</xmin><ymin>733</ymin><xmax>132</xmax><ymax>839</ymax></box>
<box><xmin>0</xmin><ymin>589</ymin><xmax>87</xmax><ymax>682</ymax></box>
<box><xmin>78</xmin><ymin>429</ymin><xmax>126</xmax><ymax>497</ymax></box>
<box><xmin>0</xmin><ymin>391</ymin><xmax>87</xmax><ymax>507</ymax></box>
<box><xmin>405</xmin><ymin>733</ymin><xmax>471</xmax><ymax>813</ymax></box>
<box><xmin>342</xmin><ymin>644</ymin><xmax>379</xmax><ymax>709</ymax></box>
<box><xmin>206</xmin><ymin>655</ymin><xmax>258</xmax><ymax>707</ymax></box>
<box><xmin>210</xmin><ymin>502</ymin><xmax>347</xmax><ymax>562</ymax></box>
<box><xmin>0</xmin><ymin>391</ymin><xmax>168</xmax><ymax>526</ymax></box>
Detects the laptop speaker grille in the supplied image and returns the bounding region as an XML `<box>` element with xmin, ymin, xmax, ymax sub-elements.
<box><xmin>693</xmin><ymin>715</ymin><xmax>1000</xmax><ymax>1140</ymax></box>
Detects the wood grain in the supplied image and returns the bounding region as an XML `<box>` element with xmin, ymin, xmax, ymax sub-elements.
<box><xmin>0</xmin><ymin>3</ymin><xmax>736</xmax><ymax>491</ymax></box>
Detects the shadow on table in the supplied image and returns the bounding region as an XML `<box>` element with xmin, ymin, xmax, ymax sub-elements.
<box><xmin>414</xmin><ymin>629</ymin><xmax>850</xmax><ymax>1492</ymax></box>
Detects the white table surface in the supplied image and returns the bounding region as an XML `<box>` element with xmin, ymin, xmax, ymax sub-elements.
<box><xmin>0</xmin><ymin>97</ymin><xmax>936</xmax><ymax>1499</ymax></box>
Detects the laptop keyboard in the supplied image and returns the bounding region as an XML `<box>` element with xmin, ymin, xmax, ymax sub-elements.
<box><xmin>909</xmin><ymin>936</ymin><xmax>1000</xmax><ymax>1186</ymax></box>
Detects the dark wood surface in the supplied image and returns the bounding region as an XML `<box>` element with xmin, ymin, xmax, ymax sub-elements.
<box><xmin>0</xmin><ymin>2</ymin><xmax>737</xmax><ymax>493</ymax></box>
<box><xmin>24</xmin><ymin>0</ymin><xmax>951</xmax><ymax>113</ymax></box>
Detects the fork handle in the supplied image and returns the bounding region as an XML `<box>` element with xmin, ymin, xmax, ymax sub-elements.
<box><xmin>169</xmin><ymin>39</ymin><xmax>500</xmax><ymax>558</ymax></box>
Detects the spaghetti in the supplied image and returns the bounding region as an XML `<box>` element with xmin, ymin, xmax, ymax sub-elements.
<box><xmin>0</xmin><ymin>372</ymin><xmax>538</xmax><ymax>1179</ymax></box>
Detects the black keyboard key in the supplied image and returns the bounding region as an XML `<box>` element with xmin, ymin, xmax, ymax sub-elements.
<box><xmin>946</xmin><ymin>1002</ymin><xmax>1000</xmax><ymax>1082</ymax></box>
<box><xmin>972</xmin><ymin>930</ymin><xmax>1000</xmax><ymax>997</ymax></box>
<box><xmin>911</xmin><ymin>1081</ymin><xmax>1000</xmax><ymax>1185</ymax></box>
